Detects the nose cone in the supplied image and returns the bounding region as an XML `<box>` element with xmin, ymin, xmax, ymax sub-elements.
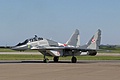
<box><xmin>11</xmin><ymin>45</ymin><xmax>29</xmax><ymax>51</ymax></box>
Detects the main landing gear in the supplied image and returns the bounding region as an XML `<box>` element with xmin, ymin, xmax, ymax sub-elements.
<box><xmin>43</xmin><ymin>54</ymin><xmax>76</xmax><ymax>63</ymax></box>
<box><xmin>43</xmin><ymin>55</ymin><xmax>59</xmax><ymax>63</ymax></box>
<box><xmin>53</xmin><ymin>57</ymin><xmax>59</xmax><ymax>62</ymax></box>
<box><xmin>71</xmin><ymin>56</ymin><xmax>77</xmax><ymax>63</ymax></box>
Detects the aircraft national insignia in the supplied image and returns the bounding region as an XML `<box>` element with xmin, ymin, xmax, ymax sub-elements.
<box><xmin>92</xmin><ymin>38</ymin><xmax>96</xmax><ymax>43</ymax></box>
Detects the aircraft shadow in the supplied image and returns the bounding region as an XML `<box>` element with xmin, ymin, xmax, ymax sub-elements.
<box><xmin>0</xmin><ymin>60</ymin><xmax>97</xmax><ymax>64</ymax></box>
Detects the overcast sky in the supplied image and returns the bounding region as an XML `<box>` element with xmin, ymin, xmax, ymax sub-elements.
<box><xmin>0</xmin><ymin>0</ymin><xmax>120</xmax><ymax>46</ymax></box>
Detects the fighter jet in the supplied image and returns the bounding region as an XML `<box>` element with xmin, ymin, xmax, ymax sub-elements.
<box><xmin>12</xmin><ymin>29</ymin><xmax>101</xmax><ymax>63</ymax></box>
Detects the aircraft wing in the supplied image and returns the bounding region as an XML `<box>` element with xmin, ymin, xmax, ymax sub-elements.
<box><xmin>31</xmin><ymin>46</ymin><xmax>96</xmax><ymax>51</ymax></box>
<box><xmin>31</xmin><ymin>46</ymin><xmax>97</xmax><ymax>56</ymax></box>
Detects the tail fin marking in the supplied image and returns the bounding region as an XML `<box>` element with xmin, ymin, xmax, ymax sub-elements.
<box><xmin>87</xmin><ymin>29</ymin><xmax>101</xmax><ymax>50</ymax></box>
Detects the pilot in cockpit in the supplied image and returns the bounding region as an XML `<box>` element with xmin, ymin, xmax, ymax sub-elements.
<box><xmin>34</xmin><ymin>35</ymin><xmax>38</xmax><ymax>40</ymax></box>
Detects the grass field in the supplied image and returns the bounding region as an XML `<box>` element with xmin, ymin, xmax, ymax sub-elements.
<box><xmin>99</xmin><ymin>46</ymin><xmax>120</xmax><ymax>53</ymax></box>
<box><xmin>0</xmin><ymin>47</ymin><xmax>120</xmax><ymax>60</ymax></box>
<box><xmin>0</xmin><ymin>48</ymin><xmax>15</xmax><ymax>52</ymax></box>
<box><xmin>0</xmin><ymin>54</ymin><xmax>119</xmax><ymax>60</ymax></box>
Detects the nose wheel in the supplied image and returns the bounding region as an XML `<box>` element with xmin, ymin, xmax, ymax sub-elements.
<box><xmin>43</xmin><ymin>54</ymin><xmax>49</xmax><ymax>63</ymax></box>
<box><xmin>43</xmin><ymin>58</ymin><xmax>49</xmax><ymax>63</ymax></box>
<box><xmin>71</xmin><ymin>56</ymin><xmax>77</xmax><ymax>63</ymax></box>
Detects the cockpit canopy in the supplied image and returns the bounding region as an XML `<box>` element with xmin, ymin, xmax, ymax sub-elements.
<box><xmin>16</xmin><ymin>35</ymin><xmax>43</xmax><ymax>46</ymax></box>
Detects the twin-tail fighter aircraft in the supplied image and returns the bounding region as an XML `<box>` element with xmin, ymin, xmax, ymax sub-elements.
<box><xmin>12</xmin><ymin>29</ymin><xmax>101</xmax><ymax>63</ymax></box>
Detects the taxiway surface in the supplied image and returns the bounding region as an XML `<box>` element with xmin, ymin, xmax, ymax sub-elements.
<box><xmin>0</xmin><ymin>60</ymin><xmax>120</xmax><ymax>80</ymax></box>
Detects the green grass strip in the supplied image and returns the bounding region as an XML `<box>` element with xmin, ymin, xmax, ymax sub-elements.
<box><xmin>0</xmin><ymin>54</ymin><xmax>119</xmax><ymax>60</ymax></box>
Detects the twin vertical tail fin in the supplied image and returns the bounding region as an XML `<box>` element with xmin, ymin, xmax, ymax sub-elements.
<box><xmin>66</xmin><ymin>29</ymin><xmax>101</xmax><ymax>50</ymax></box>
<box><xmin>66</xmin><ymin>29</ymin><xmax>80</xmax><ymax>47</ymax></box>
<box><xmin>86</xmin><ymin>29</ymin><xmax>101</xmax><ymax>50</ymax></box>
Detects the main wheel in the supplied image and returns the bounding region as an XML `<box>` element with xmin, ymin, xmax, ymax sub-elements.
<box><xmin>43</xmin><ymin>58</ymin><xmax>49</xmax><ymax>63</ymax></box>
<box><xmin>71</xmin><ymin>56</ymin><xmax>77</xmax><ymax>63</ymax></box>
<box><xmin>53</xmin><ymin>57</ymin><xmax>59</xmax><ymax>62</ymax></box>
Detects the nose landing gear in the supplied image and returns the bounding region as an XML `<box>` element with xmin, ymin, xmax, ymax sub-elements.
<box><xmin>43</xmin><ymin>58</ymin><xmax>49</xmax><ymax>63</ymax></box>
